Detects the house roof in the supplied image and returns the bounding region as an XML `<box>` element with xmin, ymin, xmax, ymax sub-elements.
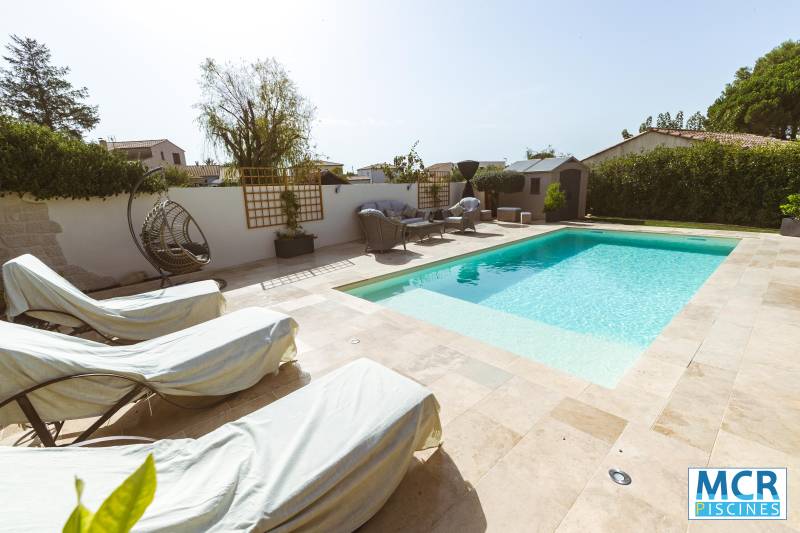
<box><xmin>649</xmin><ymin>128</ymin><xmax>791</xmax><ymax>147</ymax></box>
<box><xmin>313</xmin><ymin>160</ymin><xmax>344</xmax><ymax>166</ymax></box>
<box><xmin>106</xmin><ymin>139</ymin><xmax>168</xmax><ymax>150</ymax></box>
<box><xmin>506</xmin><ymin>156</ymin><xmax>583</xmax><ymax>173</ymax></box>
<box><xmin>582</xmin><ymin>128</ymin><xmax>791</xmax><ymax>162</ymax></box>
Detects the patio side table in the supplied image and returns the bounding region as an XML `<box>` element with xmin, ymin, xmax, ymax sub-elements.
<box><xmin>406</xmin><ymin>221</ymin><xmax>444</xmax><ymax>242</ymax></box>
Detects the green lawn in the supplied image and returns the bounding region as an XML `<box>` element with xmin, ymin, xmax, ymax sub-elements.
<box><xmin>582</xmin><ymin>216</ymin><xmax>779</xmax><ymax>233</ymax></box>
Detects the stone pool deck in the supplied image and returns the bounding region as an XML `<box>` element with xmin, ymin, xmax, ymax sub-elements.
<box><xmin>3</xmin><ymin>220</ymin><xmax>799</xmax><ymax>532</ymax></box>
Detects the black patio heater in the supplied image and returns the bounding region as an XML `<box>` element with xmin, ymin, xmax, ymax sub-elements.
<box><xmin>457</xmin><ymin>160</ymin><xmax>479</xmax><ymax>198</ymax></box>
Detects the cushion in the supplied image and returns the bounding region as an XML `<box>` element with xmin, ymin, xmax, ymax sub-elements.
<box><xmin>450</xmin><ymin>204</ymin><xmax>464</xmax><ymax>216</ymax></box>
<box><xmin>402</xmin><ymin>205</ymin><xmax>417</xmax><ymax>218</ymax></box>
<box><xmin>460</xmin><ymin>197</ymin><xmax>480</xmax><ymax>211</ymax></box>
<box><xmin>358</xmin><ymin>208</ymin><xmax>385</xmax><ymax>217</ymax></box>
<box><xmin>376</xmin><ymin>200</ymin><xmax>404</xmax><ymax>213</ymax></box>
<box><xmin>385</xmin><ymin>208</ymin><xmax>401</xmax><ymax>219</ymax></box>
<box><xmin>446</xmin><ymin>217</ymin><xmax>463</xmax><ymax>223</ymax></box>
<box><xmin>359</xmin><ymin>202</ymin><xmax>378</xmax><ymax>212</ymax></box>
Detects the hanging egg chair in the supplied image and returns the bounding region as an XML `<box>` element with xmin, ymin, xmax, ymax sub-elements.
<box><xmin>127</xmin><ymin>167</ymin><xmax>212</xmax><ymax>283</ymax></box>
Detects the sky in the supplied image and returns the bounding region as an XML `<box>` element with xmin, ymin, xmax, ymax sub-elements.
<box><xmin>2</xmin><ymin>0</ymin><xmax>799</xmax><ymax>170</ymax></box>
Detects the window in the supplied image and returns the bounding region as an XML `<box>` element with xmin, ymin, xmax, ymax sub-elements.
<box><xmin>160</xmin><ymin>151</ymin><xmax>164</xmax><ymax>160</ymax></box>
<box><xmin>172</xmin><ymin>153</ymin><xmax>181</xmax><ymax>165</ymax></box>
<box><xmin>529</xmin><ymin>177</ymin><xmax>541</xmax><ymax>195</ymax></box>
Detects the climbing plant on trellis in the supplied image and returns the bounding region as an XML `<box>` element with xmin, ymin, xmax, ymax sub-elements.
<box><xmin>239</xmin><ymin>167</ymin><xmax>324</xmax><ymax>229</ymax></box>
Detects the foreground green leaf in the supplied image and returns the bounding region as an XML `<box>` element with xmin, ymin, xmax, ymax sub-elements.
<box><xmin>62</xmin><ymin>477</ymin><xmax>94</xmax><ymax>533</ymax></box>
<box><xmin>87</xmin><ymin>454</ymin><xmax>156</xmax><ymax>533</ymax></box>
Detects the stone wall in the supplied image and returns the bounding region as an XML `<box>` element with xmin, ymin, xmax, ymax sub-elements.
<box><xmin>0</xmin><ymin>195</ymin><xmax>117</xmax><ymax>312</ymax></box>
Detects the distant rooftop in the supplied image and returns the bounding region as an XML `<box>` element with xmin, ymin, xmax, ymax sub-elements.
<box><xmin>313</xmin><ymin>160</ymin><xmax>344</xmax><ymax>166</ymax></box>
<box><xmin>649</xmin><ymin>128</ymin><xmax>792</xmax><ymax>148</ymax></box>
<box><xmin>357</xmin><ymin>163</ymin><xmax>395</xmax><ymax>170</ymax></box>
<box><xmin>104</xmin><ymin>139</ymin><xmax>173</xmax><ymax>150</ymax></box>
<box><xmin>506</xmin><ymin>156</ymin><xmax>582</xmax><ymax>173</ymax></box>
<box><xmin>582</xmin><ymin>128</ymin><xmax>792</xmax><ymax>163</ymax></box>
<box><xmin>183</xmin><ymin>164</ymin><xmax>221</xmax><ymax>178</ymax></box>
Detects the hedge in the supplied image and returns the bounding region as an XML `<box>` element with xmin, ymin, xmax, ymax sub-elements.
<box><xmin>0</xmin><ymin>116</ymin><xmax>170</xmax><ymax>199</ymax></box>
<box><xmin>588</xmin><ymin>141</ymin><xmax>800</xmax><ymax>228</ymax></box>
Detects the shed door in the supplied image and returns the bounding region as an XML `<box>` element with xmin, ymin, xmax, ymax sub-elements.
<box><xmin>559</xmin><ymin>169</ymin><xmax>581</xmax><ymax>220</ymax></box>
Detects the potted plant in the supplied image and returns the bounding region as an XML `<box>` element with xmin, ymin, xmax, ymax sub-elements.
<box><xmin>543</xmin><ymin>182</ymin><xmax>567</xmax><ymax>222</ymax></box>
<box><xmin>274</xmin><ymin>190</ymin><xmax>316</xmax><ymax>258</ymax></box>
<box><xmin>779</xmin><ymin>193</ymin><xmax>800</xmax><ymax>237</ymax></box>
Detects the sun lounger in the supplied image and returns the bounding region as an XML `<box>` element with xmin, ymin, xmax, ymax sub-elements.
<box><xmin>0</xmin><ymin>307</ymin><xmax>298</xmax><ymax>446</ymax></box>
<box><xmin>2</xmin><ymin>254</ymin><xmax>225</xmax><ymax>342</ymax></box>
<box><xmin>0</xmin><ymin>358</ymin><xmax>442</xmax><ymax>532</ymax></box>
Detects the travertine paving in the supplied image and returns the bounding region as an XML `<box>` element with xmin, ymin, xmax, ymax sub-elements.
<box><xmin>3</xmin><ymin>220</ymin><xmax>799</xmax><ymax>532</ymax></box>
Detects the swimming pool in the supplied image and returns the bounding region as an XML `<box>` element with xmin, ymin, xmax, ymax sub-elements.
<box><xmin>343</xmin><ymin>229</ymin><xmax>738</xmax><ymax>387</ymax></box>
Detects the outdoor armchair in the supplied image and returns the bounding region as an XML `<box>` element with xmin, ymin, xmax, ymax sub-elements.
<box><xmin>357</xmin><ymin>208</ymin><xmax>408</xmax><ymax>252</ymax></box>
<box><xmin>0</xmin><ymin>306</ymin><xmax>298</xmax><ymax>446</ymax></box>
<box><xmin>444</xmin><ymin>197</ymin><xmax>481</xmax><ymax>232</ymax></box>
<box><xmin>2</xmin><ymin>358</ymin><xmax>442</xmax><ymax>532</ymax></box>
<box><xmin>2</xmin><ymin>254</ymin><xmax>225</xmax><ymax>342</ymax></box>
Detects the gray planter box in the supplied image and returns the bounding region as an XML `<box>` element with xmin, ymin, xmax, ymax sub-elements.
<box><xmin>780</xmin><ymin>217</ymin><xmax>800</xmax><ymax>237</ymax></box>
<box><xmin>274</xmin><ymin>235</ymin><xmax>315</xmax><ymax>258</ymax></box>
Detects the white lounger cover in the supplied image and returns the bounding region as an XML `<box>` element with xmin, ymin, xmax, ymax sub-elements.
<box><xmin>0</xmin><ymin>358</ymin><xmax>442</xmax><ymax>532</ymax></box>
<box><xmin>2</xmin><ymin>254</ymin><xmax>225</xmax><ymax>340</ymax></box>
<box><xmin>0</xmin><ymin>307</ymin><xmax>298</xmax><ymax>425</ymax></box>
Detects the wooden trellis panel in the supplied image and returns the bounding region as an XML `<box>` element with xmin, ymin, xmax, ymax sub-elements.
<box><xmin>239</xmin><ymin>167</ymin><xmax>324</xmax><ymax>229</ymax></box>
<box><xmin>417</xmin><ymin>170</ymin><xmax>451</xmax><ymax>210</ymax></box>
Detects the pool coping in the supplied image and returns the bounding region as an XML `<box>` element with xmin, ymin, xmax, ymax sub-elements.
<box><xmin>334</xmin><ymin>225</ymin><xmax>744</xmax><ymax>389</ymax></box>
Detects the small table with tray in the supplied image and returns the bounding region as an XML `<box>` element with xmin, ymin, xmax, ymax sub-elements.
<box><xmin>405</xmin><ymin>220</ymin><xmax>445</xmax><ymax>242</ymax></box>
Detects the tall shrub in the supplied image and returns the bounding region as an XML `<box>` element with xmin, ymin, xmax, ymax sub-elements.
<box><xmin>473</xmin><ymin>170</ymin><xmax>525</xmax><ymax>212</ymax></box>
<box><xmin>0</xmin><ymin>116</ymin><xmax>160</xmax><ymax>199</ymax></box>
<box><xmin>588</xmin><ymin>141</ymin><xmax>800</xmax><ymax>227</ymax></box>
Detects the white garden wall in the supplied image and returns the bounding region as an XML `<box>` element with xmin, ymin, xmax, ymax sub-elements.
<box><xmin>41</xmin><ymin>182</ymin><xmax>465</xmax><ymax>282</ymax></box>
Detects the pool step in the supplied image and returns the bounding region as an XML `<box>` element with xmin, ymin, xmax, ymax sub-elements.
<box><xmin>382</xmin><ymin>288</ymin><xmax>641</xmax><ymax>388</ymax></box>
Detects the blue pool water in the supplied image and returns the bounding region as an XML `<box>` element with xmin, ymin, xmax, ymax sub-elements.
<box><xmin>344</xmin><ymin>229</ymin><xmax>738</xmax><ymax>387</ymax></box>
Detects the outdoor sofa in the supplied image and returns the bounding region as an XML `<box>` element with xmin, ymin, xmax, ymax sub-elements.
<box><xmin>1</xmin><ymin>358</ymin><xmax>443</xmax><ymax>532</ymax></box>
<box><xmin>3</xmin><ymin>254</ymin><xmax>225</xmax><ymax>342</ymax></box>
<box><xmin>357</xmin><ymin>200</ymin><xmax>426</xmax><ymax>225</ymax></box>
<box><xmin>0</xmin><ymin>307</ymin><xmax>298</xmax><ymax>446</ymax></box>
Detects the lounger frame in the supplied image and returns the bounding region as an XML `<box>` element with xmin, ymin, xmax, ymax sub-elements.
<box><xmin>15</xmin><ymin>309</ymin><xmax>138</xmax><ymax>344</ymax></box>
<box><xmin>0</xmin><ymin>373</ymin><xmax>228</xmax><ymax>447</ymax></box>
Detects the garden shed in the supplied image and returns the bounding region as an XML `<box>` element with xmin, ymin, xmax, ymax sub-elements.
<box><xmin>502</xmin><ymin>157</ymin><xmax>589</xmax><ymax>220</ymax></box>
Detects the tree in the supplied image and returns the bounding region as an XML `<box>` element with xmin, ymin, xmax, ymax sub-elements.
<box><xmin>0</xmin><ymin>34</ymin><xmax>99</xmax><ymax>137</ymax></box>
<box><xmin>638</xmin><ymin>110</ymin><xmax>704</xmax><ymax>132</ymax></box>
<box><xmin>621</xmin><ymin>129</ymin><xmax>633</xmax><ymax>139</ymax></box>
<box><xmin>382</xmin><ymin>141</ymin><xmax>426</xmax><ymax>183</ymax></box>
<box><xmin>202</xmin><ymin>157</ymin><xmax>216</xmax><ymax>165</ymax></box>
<box><xmin>196</xmin><ymin>58</ymin><xmax>315</xmax><ymax>167</ymax></box>
<box><xmin>685</xmin><ymin>111</ymin><xmax>706</xmax><ymax>131</ymax></box>
<box><xmin>526</xmin><ymin>145</ymin><xmax>556</xmax><ymax>159</ymax></box>
<box><xmin>706</xmin><ymin>40</ymin><xmax>800</xmax><ymax>139</ymax></box>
